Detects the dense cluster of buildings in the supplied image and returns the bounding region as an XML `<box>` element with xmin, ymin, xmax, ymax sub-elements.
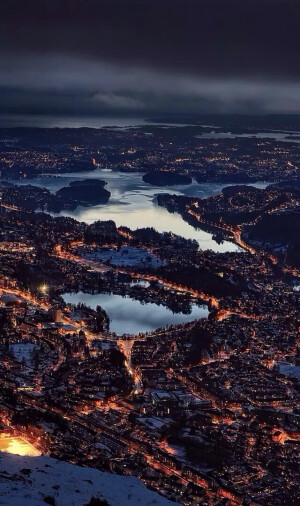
<box><xmin>0</xmin><ymin>126</ymin><xmax>299</xmax><ymax>504</ymax></box>
<box><xmin>0</xmin><ymin>125</ymin><xmax>299</xmax><ymax>183</ymax></box>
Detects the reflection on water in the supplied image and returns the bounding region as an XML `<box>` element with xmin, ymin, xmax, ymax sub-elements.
<box><xmin>63</xmin><ymin>291</ymin><xmax>208</xmax><ymax>335</ymax></box>
<box><xmin>11</xmin><ymin>170</ymin><xmax>269</xmax><ymax>252</ymax></box>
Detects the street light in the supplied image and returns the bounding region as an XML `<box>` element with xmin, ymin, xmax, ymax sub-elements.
<box><xmin>39</xmin><ymin>284</ymin><xmax>48</xmax><ymax>295</ymax></box>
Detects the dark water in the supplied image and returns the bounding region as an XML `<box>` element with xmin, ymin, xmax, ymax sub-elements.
<box><xmin>63</xmin><ymin>291</ymin><xmax>208</xmax><ymax>335</ymax></box>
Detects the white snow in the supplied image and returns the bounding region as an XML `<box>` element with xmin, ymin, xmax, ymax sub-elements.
<box><xmin>84</xmin><ymin>246</ymin><xmax>164</xmax><ymax>268</ymax></box>
<box><xmin>9</xmin><ymin>342</ymin><xmax>38</xmax><ymax>368</ymax></box>
<box><xmin>0</xmin><ymin>452</ymin><xmax>178</xmax><ymax>506</ymax></box>
<box><xmin>278</xmin><ymin>363</ymin><xmax>300</xmax><ymax>379</ymax></box>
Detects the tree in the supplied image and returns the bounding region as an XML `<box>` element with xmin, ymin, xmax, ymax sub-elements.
<box><xmin>84</xmin><ymin>498</ymin><xmax>109</xmax><ymax>506</ymax></box>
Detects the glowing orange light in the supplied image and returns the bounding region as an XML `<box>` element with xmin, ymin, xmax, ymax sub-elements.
<box><xmin>0</xmin><ymin>435</ymin><xmax>41</xmax><ymax>456</ymax></box>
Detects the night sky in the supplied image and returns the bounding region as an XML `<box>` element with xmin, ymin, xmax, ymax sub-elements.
<box><xmin>0</xmin><ymin>0</ymin><xmax>299</xmax><ymax>124</ymax></box>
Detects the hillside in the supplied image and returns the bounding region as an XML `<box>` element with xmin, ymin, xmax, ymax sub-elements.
<box><xmin>0</xmin><ymin>452</ymin><xmax>177</xmax><ymax>506</ymax></box>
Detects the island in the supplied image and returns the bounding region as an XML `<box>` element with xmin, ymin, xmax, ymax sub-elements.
<box><xmin>0</xmin><ymin>179</ymin><xmax>111</xmax><ymax>213</ymax></box>
<box><xmin>142</xmin><ymin>170</ymin><xmax>192</xmax><ymax>186</ymax></box>
<box><xmin>56</xmin><ymin>179</ymin><xmax>111</xmax><ymax>205</ymax></box>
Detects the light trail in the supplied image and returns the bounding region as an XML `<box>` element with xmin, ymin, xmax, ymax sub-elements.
<box><xmin>53</xmin><ymin>244</ymin><xmax>220</xmax><ymax>308</ymax></box>
<box><xmin>187</xmin><ymin>208</ymin><xmax>300</xmax><ymax>277</ymax></box>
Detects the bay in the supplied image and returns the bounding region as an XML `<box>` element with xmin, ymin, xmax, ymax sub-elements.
<box><xmin>11</xmin><ymin>170</ymin><xmax>268</xmax><ymax>253</ymax></box>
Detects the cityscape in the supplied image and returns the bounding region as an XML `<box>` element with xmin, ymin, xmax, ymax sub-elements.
<box><xmin>0</xmin><ymin>120</ymin><xmax>299</xmax><ymax>505</ymax></box>
<box><xmin>0</xmin><ymin>1</ymin><xmax>299</xmax><ymax>505</ymax></box>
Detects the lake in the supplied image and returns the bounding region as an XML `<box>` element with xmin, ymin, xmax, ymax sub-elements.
<box><xmin>63</xmin><ymin>291</ymin><xmax>208</xmax><ymax>335</ymax></box>
<box><xmin>10</xmin><ymin>170</ymin><xmax>269</xmax><ymax>253</ymax></box>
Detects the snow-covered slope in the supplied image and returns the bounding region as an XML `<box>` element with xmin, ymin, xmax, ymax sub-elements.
<box><xmin>0</xmin><ymin>453</ymin><xmax>178</xmax><ymax>506</ymax></box>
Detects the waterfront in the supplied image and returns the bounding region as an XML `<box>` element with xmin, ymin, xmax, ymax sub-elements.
<box><xmin>0</xmin><ymin>122</ymin><xmax>299</xmax><ymax>505</ymax></box>
<box><xmin>9</xmin><ymin>170</ymin><xmax>269</xmax><ymax>253</ymax></box>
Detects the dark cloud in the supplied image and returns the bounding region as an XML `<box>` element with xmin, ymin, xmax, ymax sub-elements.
<box><xmin>0</xmin><ymin>0</ymin><xmax>299</xmax><ymax>121</ymax></box>
<box><xmin>1</xmin><ymin>0</ymin><xmax>299</xmax><ymax>79</ymax></box>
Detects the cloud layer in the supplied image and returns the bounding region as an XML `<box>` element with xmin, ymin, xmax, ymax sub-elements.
<box><xmin>0</xmin><ymin>0</ymin><xmax>299</xmax><ymax>121</ymax></box>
